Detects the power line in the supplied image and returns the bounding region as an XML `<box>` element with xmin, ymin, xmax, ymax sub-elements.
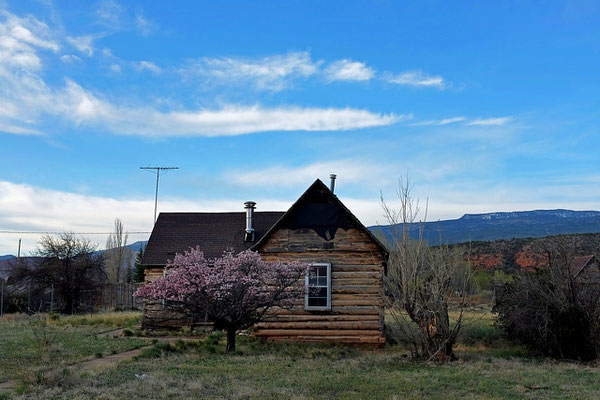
<box><xmin>0</xmin><ymin>231</ymin><xmax>151</xmax><ymax>235</ymax></box>
<box><xmin>140</xmin><ymin>166</ymin><xmax>179</xmax><ymax>225</ymax></box>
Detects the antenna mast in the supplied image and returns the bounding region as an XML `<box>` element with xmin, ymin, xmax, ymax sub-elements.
<box><xmin>140</xmin><ymin>166</ymin><xmax>179</xmax><ymax>225</ymax></box>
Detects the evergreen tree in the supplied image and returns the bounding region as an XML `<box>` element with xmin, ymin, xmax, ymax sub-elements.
<box><xmin>134</xmin><ymin>246</ymin><xmax>145</xmax><ymax>283</ymax></box>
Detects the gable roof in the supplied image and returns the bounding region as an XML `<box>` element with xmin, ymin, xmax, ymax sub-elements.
<box><xmin>142</xmin><ymin>211</ymin><xmax>284</xmax><ymax>266</ymax></box>
<box><xmin>571</xmin><ymin>255</ymin><xmax>598</xmax><ymax>277</ymax></box>
<box><xmin>252</xmin><ymin>179</ymin><xmax>388</xmax><ymax>255</ymax></box>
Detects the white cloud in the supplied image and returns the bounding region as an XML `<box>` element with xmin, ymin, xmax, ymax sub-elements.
<box><xmin>109</xmin><ymin>63</ymin><xmax>121</xmax><ymax>73</ymax></box>
<box><xmin>0</xmin><ymin>12</ymin><xmax>401</xmax><ymax>139</ymax></box>
<box><xmin>4</xmin><ymin>175</ymin><xmax>599</xmax><ymax>254</ymax></box>
<box><xmin>96</xmin><ymin>0</ymin><xmax>123</xmax><ymax>27</ymax></box>
<box><xmin>135</xmin><ymin>13</ymin><xmax>156</xmax><ymax>36</ymax></box>
<box><xmin>60</xmin><ymin>54</ymin><xmax>82</xmax><ymax>64</ymax></box>
<box><xmin>66</xmin><ymin>35</ymin><xmax>95</xmax><ymax>56</ymax></box>
<box><xmin>386</xmin><ymin>70</ymin><xmax>446</xmax><ymax>88</ymax></box>
<box><xmin>0</xmin><ymin>122</ymin><xmax>41</xmax><ymax>135</ymax></box>
<box><xmin>0</xmin><ymin>180</ymin><xmax>295</xmax><ymax>254</ymax></box>
<box><xmin>467</xmin><ymin>117</ymin><xmax>512</xmax><ymax>126</ymax></box>
<box><xmin>52</xmin><ymin>85</ymin><xmax>404</xmax><ymax>136</ymax></box>
<box><xmin>324</xmin><ymin>59</ymin><xmax>374</xmax><ymax>82</ymax></box>
<box><xmin>410</xmin><ymin>116</ymin><xmax>466</xmax><ymax>126</ymax></box>
<box><xmin>183</xmin><ymin>51</ymin><xmax>321</xmax><ymax>91</ymax></box>
<box><xmin>135</xmin><ymin>60</ymin><xmax>161</xmax><ymax>74</ymax></box>
<box><xmin>228</xmin><ymin>160</ymin><xmax>392</xmax><ymax>188</ymax></box>
<box><xmin>0</xmin><ymin>10</ymin><xmax>59</xmax><ymax>71</ymax></box>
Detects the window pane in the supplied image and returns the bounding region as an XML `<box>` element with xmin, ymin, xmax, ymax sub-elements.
<box><xmin>308</xmin><ymin>297</ymin><xmax>327</xmax><ymax>307</ymax></box>
<box><xmin>306</xmin><ymin>264</ymin><xmax>330</xmax><ymax>309</ymax></box>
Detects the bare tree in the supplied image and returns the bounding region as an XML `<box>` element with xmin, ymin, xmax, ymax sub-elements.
<box><xmin>105</xmin><ymin>218</ymin><xmax>132</xmax><ymax>284</ymax></box>
<box><xmin>380</xmin><ymin>177</ymin><xmax>470</xmax><ymax>361</ymax></box>
<box><xmin>12</xmin><ymin>233</ymin><xmax>106</xmax><ymax>313</ymax></box>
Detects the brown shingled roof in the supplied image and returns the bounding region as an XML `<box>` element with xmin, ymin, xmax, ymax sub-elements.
<box><xmin>141</xmin><ymin>211</ymin><xmax>285</xmax><ymax>266</ymax></box>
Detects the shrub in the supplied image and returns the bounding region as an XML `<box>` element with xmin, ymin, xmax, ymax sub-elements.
<box><xmin>494</xmin><ymin>238</ymin><xmax>600</xmax><ymax>360</ymax></box>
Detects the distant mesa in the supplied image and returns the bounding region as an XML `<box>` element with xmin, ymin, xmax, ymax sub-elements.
<box><xmin>370</xmin><ymin>209</ymin><xmax>600</xmax><ymax>245</ymax></box>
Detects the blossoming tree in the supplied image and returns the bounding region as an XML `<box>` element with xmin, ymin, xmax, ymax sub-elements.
<box><xmin>135</xmin><ymin>248</ymin><xmax>308</xmax><ymax>351</ymax></box>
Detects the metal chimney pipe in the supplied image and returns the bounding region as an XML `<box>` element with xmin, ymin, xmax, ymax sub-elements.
<box><xmin>244</xmin><ymin>201</ymin><xmax>256</xmax><ymax>241</ymax></box>
<box><xmin>329</xmin><ymin>174</ymin><xmax>337</xmax><ymax>193</ymax></box>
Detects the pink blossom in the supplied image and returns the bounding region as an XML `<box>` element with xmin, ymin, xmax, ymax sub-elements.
<box><xmin>135</xmin><ymin>248</ymin><xmax>308</xmax><ymax>351</ymax></box>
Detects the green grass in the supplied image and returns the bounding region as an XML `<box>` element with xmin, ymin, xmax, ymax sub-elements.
<box><xmin>3</xmin><ymin>309</ymin><xmax>600</xmax><ymax>399</ymax></box>
<box><xmin>0</xmin><ymin>313</ymin><xmax>147</xmax><ymax>383</ymax></box>
<box><xmin>19</xmin><ymin>336</ymin><xmax>600</xmax><ymax>399</ymax></box>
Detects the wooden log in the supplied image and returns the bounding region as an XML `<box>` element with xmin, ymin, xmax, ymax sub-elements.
<box><xmin>259</xmin><ymin>252</ymin><xmax>385</xmax><ymax>265</ymax></box>
<box><xmin>331</xmin><ymin>278</ymin><xmax>381</xmax><ymax>286</ymax></box>
<box><xmin>265</xmin><ymin>336</ymin><xmax>385</xmax><ymax>344</ymax></box>
<box><xmin>256</xmin><ymin>321</ymin><xmax>382</xmax><ymax>330</ymax></box>
<box><xmin>331</xmin><ymin>271</ymin><xmax>382</xmax><ymax>279</ymax></box>
<box><xmin>269</xmin><ymin>305</ymin><xmax>382</xmax><ymax>316</ymax></box>
<box><xmin>287</xmin><ymin>297</ymin><xmax>382</xmax><ymax>307</ymax></box>
<box><xmin>262</xmin><ymin>314</ymin><xmax>381</xmax><ymax>322</ymax></box>
<box><xmin>254</xmin><ymin>329</ymin><xmax>383</xmax><ymax>337</ymax></box>
<box><xmin>332</xmin><ymin>286</ymin><xmax>382</xmax><ymax>294</ymax></box>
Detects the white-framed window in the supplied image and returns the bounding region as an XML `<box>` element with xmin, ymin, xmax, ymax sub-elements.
<box><xmin>305</xmin><ymin>263</ymin><xmax>331</xmax><ymax>310</ymax></box>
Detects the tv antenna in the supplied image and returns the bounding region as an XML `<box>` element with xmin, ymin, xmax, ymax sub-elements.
<box><xmin>140</xmin><ymin>166</ymin><xmax>179</xmax><ymax>225</ymax></box>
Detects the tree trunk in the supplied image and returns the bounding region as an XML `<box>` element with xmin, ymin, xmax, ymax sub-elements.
<box><xmin>226</xmin><ymin>327</ymin><xmax>236</xmax><ymax>352</ymax></box>
<box><xmin>416</xmin><ymin>306</ymin><xmax>457</xmax><ymax>362</ymax></box>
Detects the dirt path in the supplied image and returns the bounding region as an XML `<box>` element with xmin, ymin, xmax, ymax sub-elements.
<box><xmin>0</xmin><ymin>332</ymin><xmax>165</xmax><ymax>395</ymax></box>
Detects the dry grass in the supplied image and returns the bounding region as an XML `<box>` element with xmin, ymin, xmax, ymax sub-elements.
<box><xmin>3</xmin><ymin>309</ymin><xmax>600</xmax><ymax>399</ymax></box>
<box><xmin>15</xmin><ymin>336</ymin><xmax>600</xmax><ymax>399</ymax></box>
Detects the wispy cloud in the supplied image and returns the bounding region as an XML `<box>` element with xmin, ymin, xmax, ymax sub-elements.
<box><xmin>385</xmin><ymin>70</ymin><xmax>446</xmax><ymax>89</ymax></box>
<box><xmin>228</xmin><ymin>159</ymin><xmax>392</xmax><ymax>188</ymax></box>
<box><xmin>135</xmin><ymin>60</ymin><xmax>161</xmax><ymax>74</ymax></box>
<box><xmin>60</xmin><ymin>54</ymin><xmax>82</xmax><ymax>64</ymax></box>
<box><xmin>66</xmin><ymin>35</ymin><xmax>95</xmax><ymax>56</ymax></box>
<box><xmin>181</xmin><ymin>51</ymin><xmax>321</xmax><ymax>91</ymax></box>
<box><xmin>0</xmin><ymin>10</ymin><xmax>402</xmax><ymax>138</ymax></box>
<box><xmin>410</xmin><ymin>116</ymin><xmax>513</xmax><ymax>127</ymax></box>
<box><xmin>109</xmin><ymin>63</ymin><xmax>121</xmax><ymax>73</ymax></box>
<box><xmin>54</xmin><ymin>83</ymin><xmax>404</xmax><ymax>136</ymax></box>
<box><xmin>410</xmin><ymin>117</ymin><xmax>466</xmax><ymax>126</ymax></box>
<box><xmin>95</xmin><ymin>0</ymin><xmax>123</xmax><ymax>28</ymax></box>
<box><xmin>467</xmin><ymin>117</ymin><xmax>512</xmax><ymax>126</ymax></box>
<box><xmin>324</xmin><ymin>59</ymin><xmax>374</xmax><ymax>82</ymax></box>
<box><xmin>135</xmin><ymin>13</ymin><xmax>156</xmax><ymax>36</ymax></box>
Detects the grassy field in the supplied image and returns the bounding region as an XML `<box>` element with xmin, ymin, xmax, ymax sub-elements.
<box><xmin>2</xmin><ymin>310</ymin><xmax>600</xmax><ymax>399</ymax></box>
<box><xmin>0</xmin><ymin>312</ymin><xmax>147</xmax><ymax>385</ymax></box>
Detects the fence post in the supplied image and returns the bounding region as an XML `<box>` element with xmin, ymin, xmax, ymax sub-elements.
<box><xmin>27</xmin><ymin>283</ymin><xmax>30</xmax><ymax>315</ymax></box>
<box><xmin>1</xmin><ymin>278</ymin><xmax>4</xmax><ymax>318</ymax></box>
<box><xmin>50</xmin><ymin>283</ymin><xmax>54</xmax><ymax>313</ymax></box>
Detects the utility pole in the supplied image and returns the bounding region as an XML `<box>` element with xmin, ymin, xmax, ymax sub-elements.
<box><xmin>140</xmin><ymin>166</ymin><xmax>179</xmax><ymax>225</ymax></box>
<box><xmin>17</xmin><ymin>238</ymin><xmax>21</xmax><ymax>259</ymax></box>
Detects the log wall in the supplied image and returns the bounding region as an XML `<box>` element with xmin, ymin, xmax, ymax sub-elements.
<box><xmin>255</xmin><ymin>227</ymin><xmax>386</xmax><ymax>345</ymax></box>
<box><xmin>142</xmin><ymin>267</ymin><xmax>190</xmax><ymax>329</ymax></box>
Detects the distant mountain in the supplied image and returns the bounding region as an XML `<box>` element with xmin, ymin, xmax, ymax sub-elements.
<box><xmin>125</xmin><ymin>241</ymin><xmax>147</xmax><ymax>252</ymax></box>
<box><xmin>0</xmin><ymin>241</ymin><xmax>148</xmax><ymax>269</ymax></box>
<box><xmin>369</xmin><ymin>209</ymin><xmax>600</xmax><ymax>245</ymax></box>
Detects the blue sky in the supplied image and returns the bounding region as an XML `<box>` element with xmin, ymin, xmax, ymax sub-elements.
<box><xmin>0</xmin><ymin>0</ymin><xmax>599</xmax><ymax>254</ymax></box>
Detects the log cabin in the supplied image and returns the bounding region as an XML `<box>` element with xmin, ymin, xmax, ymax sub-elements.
<box><xmin>141</xmin><ymin>176</ymin><xmax>387</xmax><ymax>345</ymax></box>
